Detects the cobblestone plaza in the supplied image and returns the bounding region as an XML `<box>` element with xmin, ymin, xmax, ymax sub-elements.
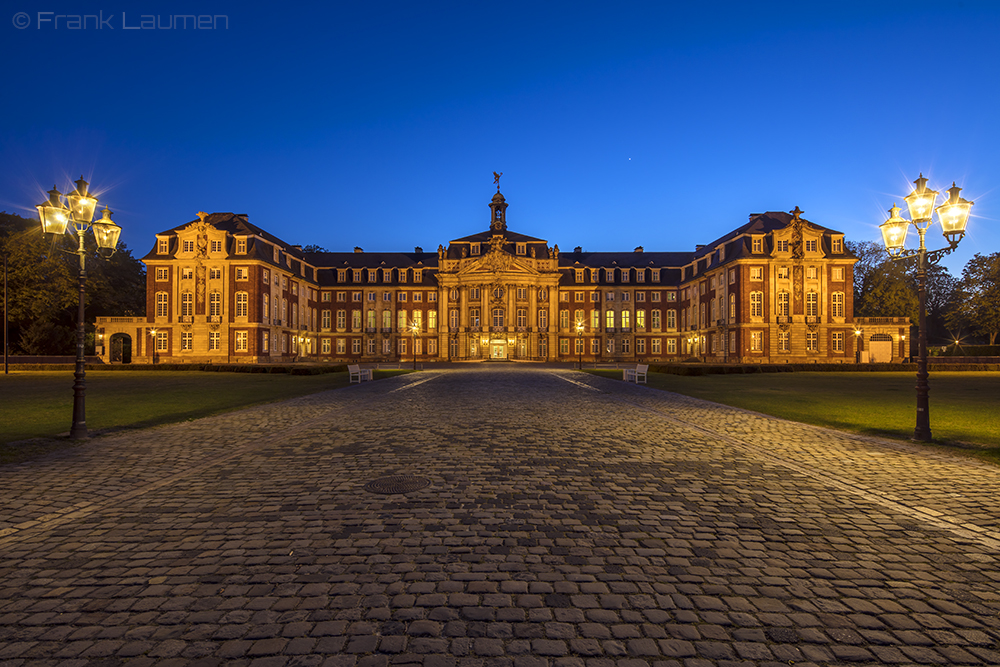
<box><xmin>1</xmin><ymin>367</ymin><xmax>998</xmax><ymax>666</ymax></box>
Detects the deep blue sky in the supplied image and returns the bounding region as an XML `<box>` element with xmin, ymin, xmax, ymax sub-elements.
<box><xmin>3</xmin><ymin>1</ymin><xmax>998</xmax><ymax>275</ymax></box>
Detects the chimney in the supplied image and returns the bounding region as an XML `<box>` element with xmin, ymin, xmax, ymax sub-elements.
<box><xmin>574</xmin><ymin>246</ymin><xmax>582</xmax><ymax>253</ymax></box>
<box><xmin>695</xmin><ymin>244</ymin><xmax>705</xmax><ymax>251</ymax></box>
<box><xmin>415</xmin><ymin>246</ymin><xmax>423</xmax><ymax>254</ymax></box>
<box><xmin>354</xmin><ymin>247</ymin><xmax>363</xmax><ymax>253</ymax></box>
<box><xmin>634</xmin><ymin>246</ymin><xmax>643</xmax><ymax>253</ymax></box>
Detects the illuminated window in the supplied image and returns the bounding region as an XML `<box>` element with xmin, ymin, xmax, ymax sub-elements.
<box><xmin>832</xmin><ymin>292</ymin><xmax>845</xmax><ymax>318</ymax></box>
<box><xmin>235</xmin><ymin>331</ymin><xmax>248</xmax><ymax>351</ymax></box>
<box><xmin>636</xmin><ymin>310</ymin><xmax>645</xmax><ymax>329</ymax></box>
<box><xmin>155</xmin><ymin>292</ymin><xmax>168</xmax><ymax>317</ymax></box>
<box><xmin>621</xmin><ymin>310</ymin><xmax>631</xmax><ymax>329</ymax></box>
<box><xmin>777</xmin><ymin>291</ymin><xmax>789</xmax><ymax>316</ymax></box>
<box><xmin>605</xmin><ymin>310</ymin><xmax>615</xmax><ymax>329</ymax></box>
<box><xmin>750</xmin><ymin>331</ymin><xmax>763</xmax><ymax>351</ymax></box>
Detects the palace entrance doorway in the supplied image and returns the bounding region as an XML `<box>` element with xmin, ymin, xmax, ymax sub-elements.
<box><xmin>490</xmin><ymin>343</ymin><xmax>507</xmax><ymax>360</ymax></box>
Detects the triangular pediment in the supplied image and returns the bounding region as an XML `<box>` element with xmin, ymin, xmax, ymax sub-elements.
<box><xmin>457</xmin><ymin>252</ymin><xmax>542</xmax><ymax>277</ymax></box>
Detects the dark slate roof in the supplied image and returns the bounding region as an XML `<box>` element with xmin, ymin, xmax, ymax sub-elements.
<box><xmin>559</xmin><ymin>251</ymin><xmax>694</xmax><ymax>269</ymax></box>
<box><xmin>303</xmin><ymin>252</ymin><xmax>438</xmax><ymax>269</ymax></box>
<box><xmin>450</xmin><ymin>228</ymin><xmax>548</xmax><ymax>244</ymax></box>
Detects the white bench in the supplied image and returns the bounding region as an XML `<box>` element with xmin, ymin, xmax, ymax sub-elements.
<box><xmin>623</xmin><ymin>364</ymin><xmax>648</xmax><ymax>384</ymax></box>
<box><xmin>348</xmin><ymin>364</ymin><xmax>372</xmax><ymax>383</ymax></box>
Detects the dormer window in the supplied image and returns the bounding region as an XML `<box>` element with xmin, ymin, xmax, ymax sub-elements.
<box><xmin>157</xmin><ymin>238</ymin><xmax>169</xmax><ymax>254</ymax></box>
<box><xmin>182</xmin><ymin>240</ymin><xmax>194</xmax><ymax>253</ymax></box>
<box><xmin>621</xmin><ymin>270</ymin><xmax>629</xmax><ymax>283</ymax></box>
<box><xmin>636</xmin><ymin>270</ymin><xmax>645</xmax><ymax>283</ymax></box>
<box><xmin>368</xmin><ymin>269</ymin><xmax>377</xmax><ymax>282</ymax></box>
<box><xmin>832</xmin><ymin>237</ymin><xmax>844</xmax><ymax>253</ymax></box>
<box><xmin>590</xmin><ymin>269</ymin><xmax>599</xmax><ymax>282</ymax></box>
<box><xmin>575</xmin><ymin>269</ymin><xmax>584</xmax><ymax>283</ymax></box>
<box><xmin>471</xmin><ymin>243</ymin><xmax>480</xmax><ymax>256</ymax></box>
<box><xmin>806</xmin><ymin>239</ymin><xmax>818</xmax><ymax>253</ymax></box>
<box><xmin>517</xmin><ymin>243</ymin><xmax>526</xmax><ymax>256</ymax></box>
<box><xmin>752</xmin><ymin>237</ymin><xmax>763</xmax><ymax>253</ymax></box>
<box><xmin>651</xmin><ymin>269</ymin><xmax>660</xmax><ymax>283</ymax></box>
<box><xmin>337</xmin><ymin>269</ymin><xmax>347</xmax><ymax>283</ymax></box>
<box><xmin>605</xmin><ymin>269</ymin><xmax>615</xmax><ymax>282</ymax></box>
<box><xmin>211</xmin><ymin>240</ymin><xmax>222</xmax><ymax>253</ymax></box>
<box><xmin>776</xmin><ymin>240</ymin><xmax>789</xmax><ymax>252</ymax></box>
<box><xmin>236</xmin><ymin>238</ymin><xmax>247</xmax><ymax>254</ymax></box>
<box><xmin>274</xmin><ymin>246</ymin><xmax>281</xmax><ymax>262</ymax></box>
<box><xmin>353</xmin><ymin>269</ymin><xmax>362</xmax><ymax>283</ymax></box>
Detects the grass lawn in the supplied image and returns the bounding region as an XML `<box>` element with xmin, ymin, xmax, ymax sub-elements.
<box><xmin>0</xmin><ymin>369</ymin><xmax>409</xmax><ymax>460</ymax></box>
<box><xmin>588</xmin><ymin>370</ymin><xmax>1000</xmax><ymax>464</ymax></box>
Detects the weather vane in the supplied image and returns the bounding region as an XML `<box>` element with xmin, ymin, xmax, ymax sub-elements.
<box><xmin>493</xmin><ymin>171</ymin><xmax>502</xmax><ymax>192</ymax></box>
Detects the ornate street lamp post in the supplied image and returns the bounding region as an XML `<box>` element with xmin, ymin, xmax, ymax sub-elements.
<box><xmin>36</xmin><ymin>177</ymin><xmax>122</xmax><ymax>439</ymax></box>
<box><xmin>879</xmin><ymin>174</ymin><xmax>972</xmax><ymax>442</ymax></box>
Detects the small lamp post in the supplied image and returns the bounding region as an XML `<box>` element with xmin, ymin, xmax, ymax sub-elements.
<box><xmin>37</xmin><ymin>177</ymin><xmax>121</xmax><ymax>439</ymax></box>
<box><xmin>576</xmin><ymin>320</ymin><xmax>584</xmax><ymax>370</ymax></box>
<box><xmin>411</xmin><ymin>321</ymin><xmax>419</xmax><ymax>370</ymax></box>
<box><xmin>149</xmin><ymin>328</ymin><xmax>158</xmax><ymax>365</ymax></box>
<box><xmin>854</xmin><ymin>329</ymin><xmax>862</xmax><ymax>363</ymax></box>
<box><xmin>878</xmin><ymin>174</ymin><xmax>972</xmax><ymax>441</ymax></box>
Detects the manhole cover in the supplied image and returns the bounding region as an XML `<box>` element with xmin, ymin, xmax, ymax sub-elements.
<box><xmin>364</xmin><ymin>475</ymin><xmax>430</xmax><ymax>495</ymax></box>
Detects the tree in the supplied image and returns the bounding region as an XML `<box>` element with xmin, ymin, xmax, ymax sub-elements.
<box><xmin>1</xmin><ymin>211</ymin><xmax>147</xmax><ymax>354</ymax></box>
<box><xmin>954</xmin><ymin>252</ymin><xmax>1000</xmax><ymax>345</ymax></box>
<box><xmin>846</xmin><ymin>240</ymin><xmax>960</xmax><ymax>343</ymax></box>
<box><xmin>847</xmin><ymin>240</ymin><xmax>917</xmax><ymax>319</ymax></box>
<box><xmin>301</xmin><ymin>244</ymin><xmax>329</xmax><ymax>253</ymax></box>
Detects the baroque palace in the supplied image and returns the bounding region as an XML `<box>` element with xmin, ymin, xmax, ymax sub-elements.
<box><xmin>97</xmin><ymin>187</ymin><xmax>908</xmax><ymax>364</ymax></box>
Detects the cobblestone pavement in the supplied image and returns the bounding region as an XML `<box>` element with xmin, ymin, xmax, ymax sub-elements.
<box><xmin>1</xmin><ymin>366</ymin><xmax>999</xmax><ymax>667</ymax></box>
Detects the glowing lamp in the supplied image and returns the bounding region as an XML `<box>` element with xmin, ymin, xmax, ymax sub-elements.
<box><xmin>879</xmin><ymin>204</ymin><xmax>910</xmax><ymax>257</ymax></box>
<box><xmin>37</xmin><ymin>186</ymin><xmax>70</xmax><ymax>235</ymax></box>
<box><xmin>936</xmin><ymin>182</ymin><xmax>973</xmax><ymax>243</ymax></box>
<box><xmin>66</xmin><ymin>176</ymin><xmax>99</xmax><ymax>224</ymax></box>
<box><xmin>903</xmin><ymin>173</ymin><xmax>938</xmax><ymax>224</ymax></box>
<box><xmin>91</xmin><ymin>207</ymin><xmax>122</xmax><ymax>252</ymax></box>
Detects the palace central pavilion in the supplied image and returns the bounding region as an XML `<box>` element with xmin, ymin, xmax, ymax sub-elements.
<box><xmin>97</xmin><ymin>188</ymin><xmax>908</xmax><ymax>364</ymax></box>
